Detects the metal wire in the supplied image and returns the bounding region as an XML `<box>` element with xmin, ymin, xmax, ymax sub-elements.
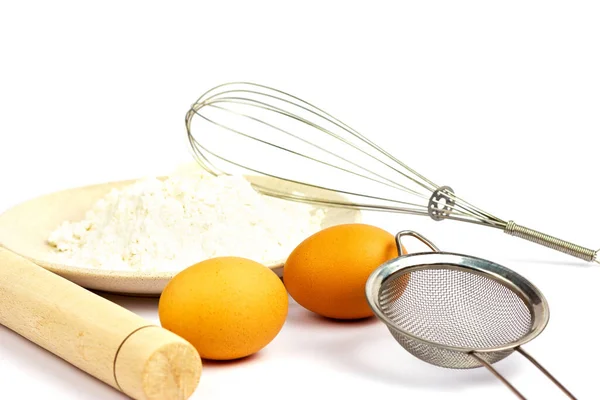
<box><xmin>185</xmin><ymin>82</ymin><xmax>599</xmax><ymax>264</ymax></box>
<box><xmin>186</xmin><ymin>82</ymin><xmax>501</xmax><ymax>225</ymax></box>
<box><xmin>365</xmin><ymin>231</ymin><xmax>578</xmax><ymax>399</ymax></box>
<box><xmin>379</xmin><ymin>267</ymin><xmax>531</xmax><ymax>368</ymax></box>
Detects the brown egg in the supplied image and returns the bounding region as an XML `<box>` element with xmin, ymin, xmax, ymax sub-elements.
<box><xmin>158</xmin><ymin>257</ymin><xmax>289</xmax><ymax>360</ymax></box>
<box><xmin>283</xmin><ymin>223</ymin><xmax>404</xmax><ymax>320</ymax></box>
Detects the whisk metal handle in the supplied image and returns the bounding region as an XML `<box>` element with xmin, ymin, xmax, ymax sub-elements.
<box><xmin>504</xmin><ymin>221</ymin><xmax>599</xmax><ymax>264</ymax></box>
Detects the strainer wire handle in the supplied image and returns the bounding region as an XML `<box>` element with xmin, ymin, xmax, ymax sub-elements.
<box><xmin>396</xmin><ymin>231</ymin><xmax>441</xmax><ymax>256</ymax></box>
<box><xmin>515</xmin><ymin>347</ymin><xmax>577</xmax><ymax>399</ymax></box>
<box><xmin>470</xmin><ymin>353</ymin><xmax>526</xmax><ymax>399</ymax></box>
<box><xmin>393</xmin><ymin>231</ymin><xmax>576</xmax><ymax>399</ymax></box>
<box><xmin>471</xmin><ymin>348</ymin><xmax>577</xmax><ymax>399</ymax></box>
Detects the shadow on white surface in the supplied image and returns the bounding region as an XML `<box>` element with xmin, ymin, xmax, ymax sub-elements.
<box><xmin>0</xmin><ymin>325</ymin><xmax>128</xmax><ymax>399</ymax></box>
<box><xmin>323</xmin><ymin>329</ymin><xmax>522</xmax><ymax>390</ymax></box>
<box><xmin>201</xmin><ymin>351</ymin><xmax>266</xmax><ymax>369</ymax></box>
<box><xmin>283</xmin><ymin>301</ymin><xmax>524</xmax><ymax>394</ymax></box>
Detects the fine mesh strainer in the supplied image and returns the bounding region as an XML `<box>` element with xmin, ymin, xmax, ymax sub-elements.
<box><xmin>365</xmin><ymin>231</ymin><xmax>577</xmax><ymax>399</ymax></box>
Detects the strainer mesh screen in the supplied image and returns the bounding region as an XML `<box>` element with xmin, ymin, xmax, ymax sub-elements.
<box><xmin>378</xmin><ymin>267</ymin><xmax>533</xmax><ymax>368</ymax></box>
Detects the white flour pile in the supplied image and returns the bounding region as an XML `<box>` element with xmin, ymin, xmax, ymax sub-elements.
<box><xmin>47</xmin><ymin>172</ymin><xmax>326</xmax><ymax>272</ymax></box>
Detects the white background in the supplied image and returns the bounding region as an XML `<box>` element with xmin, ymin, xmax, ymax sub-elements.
<box><xmin>1</xmin><ymin>1</ymin><xmax>599</xmax><ymax>399</ymax></box>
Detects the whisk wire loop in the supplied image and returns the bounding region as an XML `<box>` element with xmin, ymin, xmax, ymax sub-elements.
<box><xmin>186</xmin><ymin>82</ymin><xmax>598</xmax><ymax>264</ymax></box>
<box><xmin>198</xmin><ymin>90</ymin><xmax>438</xmax><ymax>197</ymax></box>
<box><xmin>199</xmin><ymin>99</ymin><xmax>431</xmax><ymax>200</ymax></box>
<box><xmin>187</xmin><ymin>82</ymin><xmax>498</xmax><ymax>225</ymax></box>
<box><xmin>203</xmin><ymin>82</ymin><xmax>443</xmax><ymax>191</ymax></box>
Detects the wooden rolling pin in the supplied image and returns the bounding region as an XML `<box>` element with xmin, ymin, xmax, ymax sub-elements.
<box><xmin>0</xmin><ymin>247</ymin><xmax>202</xmax><ymax>400</ymax></box>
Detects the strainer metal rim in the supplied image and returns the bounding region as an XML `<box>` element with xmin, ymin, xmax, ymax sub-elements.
<box><xmin>365</xmin><ymin>251</ymin><xmax>550</xmax><ymax>354</ymax></box>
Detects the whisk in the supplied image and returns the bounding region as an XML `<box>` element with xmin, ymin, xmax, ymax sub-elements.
<box><xmin>185</xmin><ymin>82</ymin><xmax>599</xmax><ymax>264</ymax></box>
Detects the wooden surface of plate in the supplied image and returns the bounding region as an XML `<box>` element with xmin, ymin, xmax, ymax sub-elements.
<box><xmin>0</xmin><ymin>175</ymin><xmax>362</xmax><ymax>296</ymax></box>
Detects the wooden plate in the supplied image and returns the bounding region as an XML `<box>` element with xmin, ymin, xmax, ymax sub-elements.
<box><xmin>0</xmin><ymin>175</ymin><xmax>362</xmax><ymax>296</ymax></box>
